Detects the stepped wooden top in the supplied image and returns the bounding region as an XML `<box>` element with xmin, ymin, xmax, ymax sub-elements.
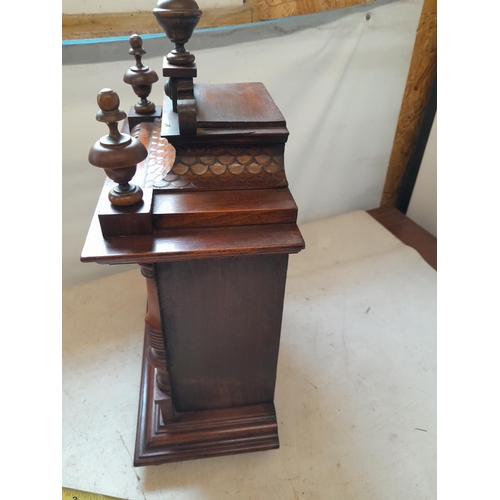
<box><xmin>161</xmin><ymin>82</ymin><xmax>289</xmax><ymax>145</ymax></box>
<box><xmin>81</xmin><ymin>80</ymin><xmax>304</xmax><ymax>264</ymax></box>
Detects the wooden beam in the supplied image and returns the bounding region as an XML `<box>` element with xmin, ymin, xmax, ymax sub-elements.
<box><xmin>367</xmin><ymin>207</ymin><xmax>437</xmax><ymax>270</ymax></box>
<box><xmin>62</xmin><ymin>0</ymin><xmax>373</xmax><ymax>40</ymax></box>
<box><xmin>380</xmin><ymin>0</ymin><xmax>437</xmax><ymax>208</ymax></box>
<box><xmin>258</xmin><ymin>0</ymin><xmax>374</xmax><ymax>21</ymax></box>
<box><xmin>63</xmin><ymin>3</ymin><xmax>256</xmax><ymax>40</ymax></box>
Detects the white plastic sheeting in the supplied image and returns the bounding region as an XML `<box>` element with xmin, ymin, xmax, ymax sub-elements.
<box><xmin>62</xmin><ymin>0</ymin><xmax>424</xmax><ymax>286</ymax></box>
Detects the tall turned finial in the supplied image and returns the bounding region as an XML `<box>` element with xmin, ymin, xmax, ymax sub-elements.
<box><xmin>89</xmin><ymin>89</ymin><xmax>148</xmax><ymax>206</ymax></box>
<box><xmin>123</xmin><ymin>34</ymin><xmax>159</xmax><ymax>114</ymax></box>
<box><xmin>153</xmin><ymin>0</ymin><xmax>202</xmax><ymax>66</ymax></box>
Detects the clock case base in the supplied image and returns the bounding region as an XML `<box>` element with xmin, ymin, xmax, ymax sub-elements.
<box><xmin>134</xmin><ymin>330</ymin><xmax>280</xmax><ymax>466</ymax></box>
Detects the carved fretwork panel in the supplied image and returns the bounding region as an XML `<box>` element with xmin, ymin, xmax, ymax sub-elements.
<box><xmin>141</xmin><ymin>119</ymin><xmax>288</xmax><ymax>190</ymax></box>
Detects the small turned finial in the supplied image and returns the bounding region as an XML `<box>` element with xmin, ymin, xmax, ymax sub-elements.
<box><xmin>123</xmin><ymin>34</ymin><xmax>159</xmax><ymax>114</ymax></box>
<box><xmin>153</xmin><ymin>0</ymin><xmax>202</xmax><ymax>66</ymax></box>
<box><xmin>89</xmin><ymin>89</ymin><xmax>148</xmax><ymax>206</ymax></box>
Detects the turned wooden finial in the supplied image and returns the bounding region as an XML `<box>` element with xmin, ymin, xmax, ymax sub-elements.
<box><xmin>153</xmin><ymin>0</ymin><xmax>202</xmax><ymax>66</ymax></box>
<box><xmin>89</xmin><ymin>89</ymin><xmax>148</xmax><ymax>206</ymax></box>
<box><xmin>123</xmin><ymin>34</ymin><xmax>159</xmax><ymax>114</ymax></box>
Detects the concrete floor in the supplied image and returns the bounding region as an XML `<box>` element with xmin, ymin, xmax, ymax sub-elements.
<box><xmin>62</xmin><ymin>211</ymin><xmax>436</xmax><ymax>500</ymax></box>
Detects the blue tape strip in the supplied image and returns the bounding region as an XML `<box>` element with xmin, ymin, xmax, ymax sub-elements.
<box><xmin>62</xmin><ymin>32</ymin><xmax>165</xmax><ymax>45</ymax></box>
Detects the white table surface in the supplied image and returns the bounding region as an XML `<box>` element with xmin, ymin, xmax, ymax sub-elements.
<box><xmin>62</xmin><ymin>210</ymin><xmax>436</xmax><ymax>500</ymax></box>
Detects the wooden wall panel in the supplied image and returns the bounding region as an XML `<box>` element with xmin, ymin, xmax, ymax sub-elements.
<box><xmin>63</xmin><ymin>4</ymin><xmax>255</xmax><ymax>40</ymax></box>
<box><xmin>380</xmin><ymin>0</ymin><xmax>437</xmax><ymax>208</ymax></box>
<box><xmin>62</xmin><ymin>0</ymin><xmax>374</xmax><ymax>40</ymax></box>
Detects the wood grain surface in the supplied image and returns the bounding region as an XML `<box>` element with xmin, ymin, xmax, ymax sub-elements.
<box><xmin>156</xmin><ymin>254</ymin><xmax>289</xmax><ymax>412</ymax></box>
<box><xmin>368</xmin><ymin>206</ymin><xmax>437</xmax><ymax>270</ymax></box>
<box><xmin>258</xmin><ymin>0</ymin><xmax>373</xmax><ymax>21</ymax></box>
<box><xmin>63</xmin><ymin>4</ymin><xmax>255</xmax><ymax>40</ymax></box>
<box><xmin>62</xmin><ymin>0</ymin><xmax>374</xmax><ymax>40</ymax></box>
<box><xmin>152</xmin><ymin>188</ymin><xmax>298</xmax><ymax>229</ymax></box>
<box><xmin>380</xmin><ymin>0</ymin><xmax>437</xmax><ymax>207</ymax></box>
<box><xmin>195</xmin><ymin>83</ymin><xmax>286</xmax><ymax>128</ymax></box>
<box><xmin>81</xmin><ymin>214</ymin><xmax>305</xmax><ymax>264</ymax></box>
<box><xmin>134</xmin><ymin>331</ymin><xmax>279</xmax><ymax>466</ymax></box>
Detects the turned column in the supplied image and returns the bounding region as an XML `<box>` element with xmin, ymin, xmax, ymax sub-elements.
<box><xmin>140</xmin><ymin>264</ymin><xmax>175</xmax><ymax>421</ymax></box>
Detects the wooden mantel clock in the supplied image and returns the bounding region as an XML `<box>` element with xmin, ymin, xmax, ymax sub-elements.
<box><xmin>81</xmin><ymin>0</ymin><xmax>305</xmax><ymax>466</ymax></box>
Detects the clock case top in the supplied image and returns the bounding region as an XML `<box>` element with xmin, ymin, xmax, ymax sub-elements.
<box><xmin>81</xmin><ymin>80</ymin><xmax>304</xmax><ymax>264</ymax></box>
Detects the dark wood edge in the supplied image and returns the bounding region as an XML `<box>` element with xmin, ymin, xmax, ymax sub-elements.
<box><xmin>367</xmin><ymin>207</ymin><xmax>436</xmax><ymax>271</ymax></box>
<box><xmin>81</xmin><ymin>216</ymin><xmax>305</xmax><ymax>265</ymax></box>
<box><xmin>397</xmin><ymin>75</ymin><xmax>437</xmax><ymax>214</ymax></box>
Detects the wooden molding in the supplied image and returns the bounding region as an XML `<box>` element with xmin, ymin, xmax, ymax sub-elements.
<box><xmin>62</xmin><ymin>0</ymin><xmax>374</xmax><ymax>40</ymax></box>
<box><xmin>380</xmin><ymin>0</ymin><xmax>437</xmax><ymax>208</ymax></box>
<box><xmin>134</xmin><ymin>332</ymin><xmax>280</xmax><ymax>466</ymax></box>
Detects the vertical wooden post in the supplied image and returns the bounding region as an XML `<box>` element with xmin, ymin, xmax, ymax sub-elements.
<box><xmin>381</xmin><ymin>0</ymin><xmax>437</xmax><ymax>208</ymax></box>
